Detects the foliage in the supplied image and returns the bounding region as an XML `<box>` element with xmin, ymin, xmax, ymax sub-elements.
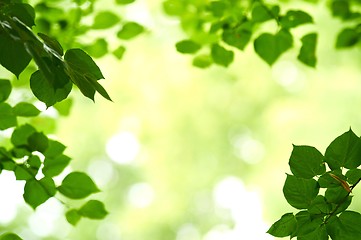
<box><xmin>268</xmin><ymin>129</ymin><xmax>361</xmax><ymax>239</ymax></box>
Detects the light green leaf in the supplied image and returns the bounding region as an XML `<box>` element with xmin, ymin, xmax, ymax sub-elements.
<box><xmin>325</xmin><ymin>128</ymin><xmax>361</xmax><ymax>169</ymax></box>
<box><xmin>117</xmin><ymin>22</ymin><xmax>144</xmax><ymax>40</ymax></box>
<box><xmin>58</xmin><ymin>172</ymin><xmax>100</xmax><ymax>199</ymax></box>
<box><xmin>193</xmin><ymin>55</ymin><xmax>212</xmax><ymax>68</ymax></box>
<box><xmin>251</xmin><ymin>2</ymin><xmax>279</xmax><ymax>23</ymax></box>
<box><xmin>289</xmin><ymin>145</ymin><xmax>325</xmax><ymax>179</ymax></box>
<box><xmin>66</xmin><ymin>209</ymin><xmax>81</xmax><ymax>226</ymax></box>
<box><xmin>267</xmin><ymin>213</ymin><xmax>297</xmax><ymax>237</ymax></box>
<box><xmin>280</xmin><ymin>10</ymin><xmax>313</xmax><ymax>29</ymax></box>
<box><xmin>283</xmin><ymin>174</ymin><xmax>319</xmax><ymax>209</ymax></box>
<box><xmin>0</xmin><ymin>232</ymin><xmax>23</xmax><ymax>240</ymax></box>
<box><xmin>116</xmin><ymin>0</ymin><xmax>135</xmax><ymax>4</ymax></box>
<box><xmin>298</xmin><ymin>33</ymin><xmax>317</xmax><ymax>67</ymax></box>
<box><xmin>23</xmin><ymin>177</ymin><xmax>56</xmax><ymax>209</ymax></box>
<box><xmin>53</xmin><ymin>98</ymin><xmax>73</xmax><ymax>116</ymax></box>
<box><xmin>13</xmin><ymin>102</ymin><xmax>40</xmax><ymax>117</ymax></box>
<box><xmin>222</xmin><ymin>22</ymin><xmax>252</xmax><ymax>50</ymax></box>
<box><xmin>113</xmin><ymin>45</ymin><xmax>126</xmax><ymax>60</ymax></box>
<box><xmin>84</xmin><ymin>39</ymin><xmax>108</xmax><ymax>58</ymax></box>
<box><xmin>163</xmin><ymin>0</ymin><xmax>186</xmax><ymax>16</ymax></box>
<box><xmin>0</xmin><ymin>103</ymin><xmax>17</xmax><ymax>130</ymax></box>
<box><xmin>176</xmin><ymin>40</ymin><xmax>201</xmax><ymax>54</ymax></box>
<box><xmin>79</xmin><ymin>200</ymin><xmax>108</xmax><ymax>219</ymax></box>
<box><xmin>211</xmin><ymin>44</ymin><xmax>234</xmax><ymax>67</ymax></box>
<box><xmin>92</xmin><ymin>11</ymin><xmax>120</xmax><ymax>29</ymax></box>
<box><xmin>0</xmin><ymin>79</ymin><xmax>12</xmax><ymax>102</ymax></box>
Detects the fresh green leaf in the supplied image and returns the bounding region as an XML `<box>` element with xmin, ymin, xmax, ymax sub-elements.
<box><xmin>336</xmin><ymin>28</ymin><xmax>360</xmax><ymax>48</ymax></box>
<box><xmin>289</xmin><ymin>145</ymin><xmax>325</xmax><ymax>179</ymax></box>
<box><xmin>43</xmin><ymin>140</ymin><xmax>66</xmax><ymax>158</ymax></box>
<box><xmin>27</xmin><ymin>155</ymin><xmax>41</xmax><ymax>169</ymax></box>
<box><xmin>267</xmin><ymin>213</ymin><xmax>297</xmax><ymax>237</ymax></box>
<box><xmin>11</xmin><ymin>124</ymin><xmax>36</xmax><ymax>147</ymax></box>
<box><xmin>65</xmin><ymin>209</ymin><xmax>82</xmax><ymax>226</ymax></box>
<box><xmin>27</xmin><ymin>132</ymin><xmax>49</xmax><ymax>153</ymax></box>
<box><xmin>0</xmin><ymin>103</ymin><xmax>17</xmax><ymax>130</ymax></box>
<box><xmin>0</xmin><ymin>79</ymin><xmax>12</xmax><ymax>102</ymax></box>
<box><xmin>283</xmin><ymin>174</ymin><xmax>319</xmax><ymax>209</ymax></box>
<box><xmin>92</xmin><ymin>11</ymin><xmax>120</xmax><ymax>29</ymax></box>
<box><xmin>84</xmin><ymin>38</ymin><xmax>108</xmax><ymax>58</ymax></box>
<box><xmin>280</xmin><ymin>10</ymin><xmax>313</xmax><ymax>29</ymax></box>
<box><xmin>346</xmin><ymin>169</ymin><xmax>361</xmax><ymax>185</ymax></box>
<box><xmin>222</xmin><ymin>22</ymin><xmax>252</xmax><ymax>51</ymax></box>
<box><xmin>23</xmin><ymin>177</ymin><xmax>56</xmax><ymax>209</ymax></box>
<box><xmin>79</xmin><ymin>200</ymin><xmax>108</xmax><ymax>219</ymax></box>
<box><xmin>113</xmin><ymin>45</ymin><xmax>126</xmax><ymax>60</ymax></box>
<box><xmin>14</xmin><ymin>164</ymin><xmax>37</xmax><ymax>180</ymax></box>
<box><xmin>38</xmin><ymin>33</ymin><xmax>64</xmax><ymax>56</ymax></box>
<box><xmin>325</xmin><ymin>128</ymin><xmax>361</xmax><ymax>169</ymax></box>
<box><xmin>207</xmin><ymin>1</ymin><xmax>227</xmax><ymax>17</ymax></box>
<box><xmin>13</xmin><ymin>102</ymin><xmax>40</xmax><ymax>117</ymax></box>
<box><xmin>117</xmin><ymin>22</ymin><xmax>144</xmax><ymax>40</ymax></box>
<box><xmin>43</xmin><ymin>154</ymin><xmax>71</xmax><ymax>177</ymax></box>
<box><xmin>176</xmin><ymin>40</ymin><xmax>201</xmax><ymax>54</ymax></box>
<box><xmin>192</xmin><ymin>55</ymin><xmax>212</xmax><ymax>68</ymax></box>
<box><xmin>0</xmin><ymin>232</ymin><xmax>23</xmax><ymax>240</ymax></box>
<box><xmin>58</xmin><ymin>172</ymin><xmax>100</xmax><ymax>199</ymax></box>
<box><xmin>298</xmin><ymin>33</ymin><xmax>317</xmax><ymax>67</ymax></box>
<box><xmin>254</xmin><ymin>29</ymin><xmax>293</xmax><ymax>65</ymax></box>
<box><xmin>163</xmin><ymin>0</ymin><xmax>186</xmax><ymax>16</ymax></box>
<box><xmin>116</xmin><ymin>0</ymin><xmax>135</xmax><ymax>4</ymax></box>
<box><xmin>211</xmin><ymin>44</ymin><xmax>234</xmax><ymax>67</ymax></box>
<box><xmin>53</xmin><ymin>98</ymin><xmax>73</xmax><ymax>116</ymax></box>
<box><xmin>331</xmin><ymin>0</ymin><xmax>351</xmax><ymax>19</ymax></box>
<box><xmin>251</xmin><ymin>2</ymin><xmax>278</xmax><ymax>23</ymax></box>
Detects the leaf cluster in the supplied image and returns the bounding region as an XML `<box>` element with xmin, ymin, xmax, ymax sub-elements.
<box><xmin>268</xmin><ymin>129</ymin><xmax>361</xmax><ymax>239</ymax></box>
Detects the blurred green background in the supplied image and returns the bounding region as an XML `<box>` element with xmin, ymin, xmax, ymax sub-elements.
<box><xmin>2</xmin><ymin>0</ymin><xmax>361</xmax><ymax>239</ymax></box>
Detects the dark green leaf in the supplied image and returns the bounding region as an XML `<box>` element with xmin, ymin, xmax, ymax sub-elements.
<box><xmin>65</xmin><ymin>209</ymin><xmax>81</xmax><ymax>226</ymax></box>
<box><xmin>79</xmin><ymin>200</ymin><xmax>108</xmax><ymax>219</ymax></box>
<box><xmin>11</xmin><ymin>147</ymin><xmax>31</xmax><ymax>159</ymax></box>
<box><xmin>267</xmin><ymin>213</ymin><xmax>297</xmax><ymax>237</ymax></box>
<box><xmin>254</xmin><ymin>29</ymin><xmax>293</xmax><ymax>65</ymax></box>
<box><xmin>308</xmin><ymin>195</ymin><xmax>332</xmax><ymax>215</ymax></box>
<box><xmin>336</xmin><ymin>28</ymin><xmax>360</xmax><ymax>48</ymax></box>
<box><xmin>4</xmin><ymin>3</ymin><xmax>35</xmax><ymax>27</ymax></box>
<box><xmin>13</xmin><ymin>102</ymin><xmax>40</xmax><ymax>117</ymax></box>
<box><xmin>207</xmin><ymin>1</ymin><xmax>227</xmax><ymax>17</ymax></box>
<box><xmin>84</xmin><ymin>38</ymin><xmax>108</xmax><ymax>58</ymax></box>
<box><xmin>0</xmin><ymin>232</ymin><xmax>23</xmax><ymax>240</ymax></box>
<box><xmin>27</xmin><ymin>132</ymin><xmax>49</xmax><ymax>153</ymax></box>
<box><xmin>176</xmin><ymin>40</ymin><xmax>201</xmax><ymax>54</ymax></box>
<box><xmin>211</xmin><ymin>44</ymin><xmax>234</xmax><ymax>67</ymax></box>
<box><xmin>298</xmin><ymin>33</ymin><xmax>317</xmax><ymax>67</ymax></box>
<box><xmin>289</xmin><ymin>145</ymin><xmax>325</xmax><ymax>179</ymax></box>
<box><xmin>192</xmin><ymin>55</ymin><xmax>212</xmax><ymax>68</ymax></box>
<box><xmin>14</xmin><ymin>164</ymin><xmax>37</xmax><ymax>180</ymax></box>
<box><xmin>37</xmin><ymin>33</ymin><xmax>64</xmax><ymax>56</ymax></box>
<box><xmin>331</xmin><ymin>0</ymin><xmax>351</xmax><ymax>19</ymax></box>
<box><xmin>332</xmin><ymin>196</ymin><xmax>352</xmax><ymax>214</ymax></box>
<box><xmin>113</xmin><ymin>45</ymin><xmax>126</xmax><ymax>60</ymax></box>
<box><xmin>58</xmin><ymin>172</ymin><xmax>100</xmax><ymax>199</ymax></box>
<box><xmin>222</xmin><ymin>22</ymin><xmax>252</xmax><ymax>51</ymax></box>
<box><xmin>43</xmin><ymin>154</ymin><xmax>71</xmax><ymax>177</ymax></box>
<box><xmin>117</xmin><ymin>22</ymin><xmax>144</xmax><ymax>40</ymax></box>
<box><xmin>297</xmin><ymin>224</ymin><xmax>328</xmax><ymax>240</ymax></box>
<box><xmin>0</xmin><ymin>33</ymin><xmax>31</xmax><ymax>77</ymax></box>
<box><xmin>325</xmin><ymin>186</ymin><xmax>349</xmax><ymax>203</ymax></box>
<box><xmin>43</xmin><ymin>140</ymin><xmax>66</xmax><ymax>158</ymax></box>
<box><xmin>318</xmin><ymin>170</ymin><xmax>345</xmax><ymax>188</ymax></box>
<box><xmin>27</xmin><ymin>155</ymin><xmax>41</xmax><ymax>169</ymax></box>
<box><xmin>92</xmin><ymin>11</ymin><xmax>120</xmax><ymax>29</ymax></box>
<box><xmin>325</xmin><ymin>128</ymin><xmax>361</xmax><ymax>169</ymax></box>
<box><xmin>0</xmin><ymin>79</ymin><xmax>12</xmax><ymax>102</ymax></box>
<box><xmin>0</xmin><ymin>103</ymin><xmax>17</xmax><ymax>130</ymax></box>
<box><xmin>327</xmin><ymin>211</ymin><xmax>361</xmax><ymax>240</ymax></box>
<box><xmin>346</xmin><ymin>169</ymin><xmax>361</xmax><ymax>185</ymax></box>
<box><xmin>280</xmin><ymin>10</ymin><xmax>313</xmax><ymax>29</ymax></box>
<box><xmin>23</xmin><ymin>177</ymin><xmax>56</xmax><ymax>209</ymax></box>
<box><xmin>11</xmin><ymin>124</ymin><xmax>36</xmax><ymax>147</ymax></box>
<box><xmin>283</xmin><ymin>174</ymin><xmax>319</xmax><ymax>209</ymax></box>
<box><xmin>294</xmin><ymin>211</ymin><xmax>323</xmax><ymax>237</ymax></box>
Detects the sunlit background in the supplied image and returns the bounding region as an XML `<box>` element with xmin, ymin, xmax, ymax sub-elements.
<box><xmin>2</xmin><ymin>0</ymin><xmax>361</xmax><ymax>239</ymax></box>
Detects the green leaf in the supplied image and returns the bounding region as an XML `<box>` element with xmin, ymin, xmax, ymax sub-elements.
<box><xmin>331</xmin><ymin>0</ymin><xmax>351</xmax><ymax>19</ymax></box>
<box><xmin>346</xmin><ymin>169</ymin><xmax>361</xmax><ymax>185</ymax></box>
<box><xmin>65</xmin><ymin>48</ymin><xmax>111</xmax><ymax>101</ymax></box>
<box><xmin>27</xmin><ymin>132</ymin><xmax>49</xmax><ymax>153</ymax></box>
<box><xmin>222</xmin><ymin>22</ymin><xmax>252</xmax><ymax>51</ymax></box>
<box><xmin>53</xmin><ymin>98</ymin><xmax>73</xmax><ymax>116</ymax></box>
<box><xmin>14</xmin><ymin>164</ymin><xmax>37</xmax><ymax>180</ymax></box>
<box><xmin>298</xmin><ymin>33</ymin><xmax>317</xmax><ymax>67</ymax></box>
<box><xmin>23</xmin><ymin>177</ymin><xmax>56</xmax><ymax>209</ymax></box>
<box><xmin>308</xmin><ymin>195</ymin><xmax>332</xmax><ymax>215</ymax></box>
<box><xmin>325</xmin><ymin>128</ymin><xmax>361</xmax><ymax>169</ymax></box>
<box><xmin>37</xmin><ymin>33</ymin><xmax>64</xmax><ymax>56</ymax></box>
<box><xmin>283</xmin><ymin>174</ymin><xmax>319</xmax><ymax>209</ymax></box>
<box><xmin>297</xmin><ymin>224</ymin><xmax>328</xmax><ymax>240</ymax></box>
<box><xmin>30</xmin><ymin>70</ymin><xmax>72</xmax><ymax>108</ymax></box>
<box><xmin>11</xmin><ymin>147</ymin><xmax>31</xmax><ymax>159</ymax></box>
<box><xmin>92</xmin><ymin>11</ymin><xmax>120</xmax><ymax>29</ymax></box>
<box><xmin>325</xmin><ymin>186</ymin><xmax>349</xmax><ymax>203</ymax></box>
<box><xmin>0</xmin><ymin>33</ymin><xmax>31</xmax><ymax>77</ymax></box>
<box><xmin>11</xmin><ymin>124</ymin><xmax>36</xmax><ymax>147</ymax></box>
<box><xmin>58</xmin><ymin>172</ymin><xmax>100</xmax><ymax>199</ymax></box>
<box><xmin>0</xmin><ymin>79</ymin><xmax>12</xmax><ymax>102</ymax></box>
<box><xmin>113</xmin><ymin>45</ymin><xmax>126</xmax><ymax>60</ymax></box>
<box><xmin>13</xmin><ymin>102</ymin><xmax>40</xmax><ymax>117</ymax></box>
<box><xmin>332</xmin><ymin>196</ymin><xmax>352</xmax><ymax>214</ymax></box>
<box><xmin>254</xmin><ymin>29</ymin><xmax>293</xmax><ymax>65</ymax></box>
<box><xmin>0</xmin><ymin>103</ymin><xmax>17</xmax><ymax>130</ymax></box>
<box><xmin>3</xmin><ymin>3</ymin><xmax>35</xmax><ymax>27</ymax></box>
<box><xmin>192</xmin><ymin>55</ymin><xmax>212</xmax><ymax>68</ymax></box>
<box><xmin>175</xmin><ymin>40</ymin><xmax>201</xmax><ymax>54</ymax></box>
<box><xmin>336</xmin><ymin>28</ymin><xmax>360</xmax><ymax>48</ymax></box>
<box><xmin>267</xmin><ymin>213</ymin><xmax>297</xmax><ymax>237</ymax></box>
<box><xmin>43</xmin><ymin>154</ymin><xmax>71</xmax><ymax>177</ymax></box>
<box><xmin>43</xmin><ymin>140</ymin><xmax>66</xmax><ymax>158</ymax></box>
<box><xmin>289</xmin><ymin>145</ymin><xmax>325</xmax><ymax>179</ymax></box>
<box><xmin>211</xmin><ymin>44</ymin><xmax>234</xmax><ymax>67</ymax></box>
<box><xmin>318</xmin><ymin>170</ymin><xmax>345</xmax><ymax>188</ymax></box>
<box><xmin>117</xmin><ymin>22</ymin><xmax>144</xmax><ymax>40</ymax></box>
<box><xmin>163</xmin><ymin>0</ymin><xmax>186</xmax><ymax>16</ymax></box>
<box><xmin>294</xmin><ymin>211</ymin><xmax>324</xmax><ymax>237</ymax></box>
<box><xmin>0</xmin><ymin>232</ymin><xmax>23</xmax><ymax>240</ymax></box>
<box><xmin>79</xmin><ymin>200</ymin><xmax>108</xmax><ymax>219</ymax></box>
<box><xmin>116</xmin><ymin>0</ymin><xmax>135</xmax><ymax>4</ymax></box>
<box><xmin>27</xmin><ymin>155</ymin><xmax>41</xmax><ymax>169</ymax></box>
<box><xmin>327</xmin><ymin>211</ymin><xmax>361</xmax><ymax>240</ymax></box>
<box><xmin>65</xmin><ymin>209</ymin><xmax>82</xmax><ymax>226</ymax></box>
<box><xmin>280</xmin><ymin>10</ymin><xmax>313</xmax><ymax>29</ymax></box>
<box><xmin>251</xmin><ymin>2</ymin><xmax>279</xmax><ymax>23</ymax></box>
<box><xmin>84</xmin><ymin>38</ymin><xmax>108</xmax><ymax>58</ymax></box>
<box><xmin>207</xmin><ymin>1</ymin><xmax>227</xmax><ymax>17</ymax></box>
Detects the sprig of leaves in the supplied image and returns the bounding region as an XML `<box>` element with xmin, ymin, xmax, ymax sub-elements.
<box><xmin>268</xmin><ymin>129</ymin><xmax>361</xmax><ymax>239</ymax></box>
